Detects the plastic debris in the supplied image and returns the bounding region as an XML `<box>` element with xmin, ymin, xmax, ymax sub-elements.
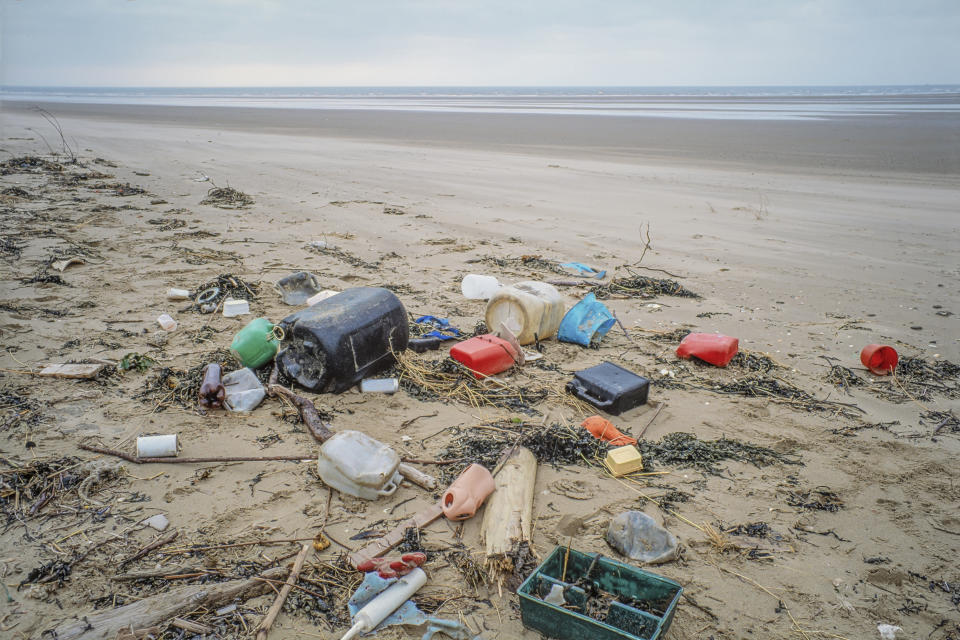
<box><xmin>136</xmin><ymin>434</ymin><xmax>178</xmax><ymax>458</ymax></box>
<box><xmin>306</xmin><ymin>289</ymin><xmax>339</xmax><ymax>306</ymax></box>
<box><xmin>414</xmin><ymin>315</ymin><xmax>461</xmax><ymax>340</ymax></box>
<box><xmin>606</xmin><ymin>511</ymin><xmax>679</xmax><ymax>564</ymax></box>
<box><xmin>567</xmin><ymin>362</ymin><xmax>650</xmax><ymax>415</ymax></box>
<box><xmin>342</xmin><ymin>568</ymin><xmax>427</xmax><ymax>640</ymax></box>
<box><xmin>198</xmin><ymin>363</ymin><xmax>225</xmax><ymax>409</ymax></box>
<box><xmin>274</xmin><ymin>271</ymin><xmax>322</xmax><ymax>305</ymax></box>
<box><xmin>360</xmin><ymin>378</ymin><xmax>400</xmax><ymax>394</ymax></box>
<box><xmin>558</xmin><ymin>292</ymin><xmax>616</xmax><ymax>347</ymax></box>
<box><xmin>604</xmin><ymin>445</ymin><xmax>644</xmax><ymax>476</ymax></box>
<box><xmin>142</xmin><ymin>514</ymin><xmax>170</xmax><ymax>532</ymax></box>
<box><xmin>166</xmin><ymin>288</ymin><xmax>190</xmax><ymax>300</ymax></box>
<box><xmin>222</xmin><ymin>298</ymin><xmax>250</xmax><ymax>317</ymax></box>
<box><xmin>861</xmin><ymin>344</ymin><xmax>898</xmax><ymax>376</ymax></box>
<box><xmin>559</xmin><ymin>262</ymin><xmax>606</xmax><ymax>279</ymax></box>
<box><xmin>157</xmin><ymin>313</ymin><xmax>177</xmax><ymax>331</ymax></box>
<box><xmin>356</xmin><ymin>552</ymin><xmax>427</xmax><ymax>579</ymax></box>
<box><xmin>461</xmin><ymin>274</ymin><xmax>501</xmax><ymax>299</ymax></box>
<box><xmin>877</xmin><ymin>625</ymin><xmax>902</xmax><ymax>640</ymax></box>
<box><xmin>222</xmin><ymin>367</ymin><xmax>266</xmax><ymax>412</ymax></box>
<box><xmin>676</xmin><ymin>332</ymin><xmax>739</xmax><ymax>367</ymax></box>
<box><xmin>581</xmin><ymin>415</ymin><xmax>637</xmax><ymax>445</ymax></box>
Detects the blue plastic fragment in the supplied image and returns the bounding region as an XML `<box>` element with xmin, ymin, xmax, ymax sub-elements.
<box><xmin>559</xmin><ymin>262</ymin><xmax>606</xmax><ymax>279</ymax></box>
<box><xmin>414</xmin><ymin>315</ymin><xmax>461</xmax><ymax>340</ymax></box>
<box><xmin>557</xmin><ymin>292</ymin><xmax>617</xmax><ymax>347</ymax></box>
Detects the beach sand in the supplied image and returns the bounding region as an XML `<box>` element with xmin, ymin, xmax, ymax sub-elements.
<box><xmin>0</xmin><ymin>101</ymin><xmax>958</xmax><ymax>639</ymax></box>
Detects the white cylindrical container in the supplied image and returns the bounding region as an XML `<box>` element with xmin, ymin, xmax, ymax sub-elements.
<box><xmin>485</xmin><ymin>281</ymin><xmax>564</xmax><ymax>345</ymax></box>
<box><xmin>157</xmin><ymin>313</ymin><xmax>178</xmax><ymax>331</ymax></box>
<box><xmin>340</xmin><ymin>568</ymin><xmax>427</xmax><ymax>640</ymax></box>
<box><xmin>166</xmin><ymin>288</ymin><xmax>190</xmax><ymax>301</ymax></box>
<box><xmin>461</xmin><ymin>274</ymin><xmax>501</xmax><ymax>300</ymax></box>
<box><xmin>359</xmin><ymin>378</ymin><xmax>399</xmax><ymax>394</ymax></box>
<box><xmin>137</xmin><ymin>434</ymin><xmax>178</xmax><ymax>458</ymax></box>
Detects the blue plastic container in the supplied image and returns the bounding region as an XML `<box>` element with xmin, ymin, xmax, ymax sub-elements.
<box><xmin>558</xmin><ymin>292</ymin><xmax>617</xmax><ymax>347</ymax></box>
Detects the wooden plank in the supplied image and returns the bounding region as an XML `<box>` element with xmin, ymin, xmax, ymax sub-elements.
<box><xmin>38</xmin><ymin>363</ymin><xmax>105</xmax><ymax>379</ymax></box>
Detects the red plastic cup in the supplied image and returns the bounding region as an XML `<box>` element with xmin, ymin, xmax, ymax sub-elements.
<box><xmin>860</xmin><ymin>344</ymin><xmax>898</xmax><ymax>375</ymax></box>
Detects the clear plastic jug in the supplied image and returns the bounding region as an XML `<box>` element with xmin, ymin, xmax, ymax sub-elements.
<box><xmin>317</xmin><ymin>430</ymin><xmax>402</xmax><ymax>500</ymax></box>
<box><xmin>485</xmin><ymin>281</ymin><xmax>564</xmax><ymax>345</ymax></box>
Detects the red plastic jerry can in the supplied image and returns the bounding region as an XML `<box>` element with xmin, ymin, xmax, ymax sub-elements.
<box><xmin>676</xmin><ymin>332</ymin><xmax>739</xmax><ymax>367</ymax></box>
<box><xmin>450</xmin><ymin>334</ymin><xmax>518</xmax><ymax>379</ymax></box>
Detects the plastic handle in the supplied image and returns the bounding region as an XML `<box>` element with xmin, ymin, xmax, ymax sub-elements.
<box><xmin>568</xmin><ymin>380</ymin><xmax>614</xmax><ymax>409</ymax></box>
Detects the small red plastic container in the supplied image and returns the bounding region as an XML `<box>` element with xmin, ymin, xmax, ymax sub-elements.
<box><xmin>860</xmin><ymin>344</ymin><xmax>898</xmax><ymax>375</ymax></box>
<box><xmin>450</xmin><ymin>334</ymin><xmax>518</xmax><ymax>379</ymax></box>
<box><xmin>676</xmin><ymin>332</ymin><xmax>739</xmax><ymax>367</ymax></box>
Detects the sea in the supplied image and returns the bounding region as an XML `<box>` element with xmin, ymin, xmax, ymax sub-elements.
<box><xmin>2</xmin><ymin>85</ymin><xmax>960</xmax><ymax>121</ymax></box>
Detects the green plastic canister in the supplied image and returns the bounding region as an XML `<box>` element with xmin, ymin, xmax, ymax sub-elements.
<box><xmin>230</xmin><ymin>317</ymin><xmax>280</xmax><ymax>369</ymax></box>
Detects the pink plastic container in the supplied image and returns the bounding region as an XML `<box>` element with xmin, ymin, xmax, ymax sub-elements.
<box><xmin>450</xmin><ymin>334</ymin><xmax>518</xmax><ymax>379</ymax></box>
<box><xmin>861</xmin><ymin>344</ymin><xmax>898</xmax><ymax>375</ymax></box>
<box><xmin>441</xmin><ymin>464</ymin><xmax>495</xmax><ymax>521</ymax></box>
<box><xmin>676</xmin><ymin>333</ymin><xmax>739</xmax><ymax>367</ymax></box>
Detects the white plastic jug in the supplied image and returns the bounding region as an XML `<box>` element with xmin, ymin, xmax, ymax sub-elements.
<box><xmin>461</xmin><ymin>274</ymin><xmax>501</xmax><ymax>300</ymax></box>
<box><xmin>485</xmin><ymin>281</ymin><xmax>564</xmax><ymax>345</ymax></box>
<box><xmin>317</xmin><ymin>431</ymin><xmax>402</xmax><ymax>500</ymax></box>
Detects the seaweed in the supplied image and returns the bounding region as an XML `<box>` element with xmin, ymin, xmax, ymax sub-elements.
<box><xmin>147</xmin><ymin>217</ymin><xmax>187</xmax><ymax>231</ymax></box>
<box><xmin>786</xmin><ymin>487</ymin><xmax>843</xmax><ymax>512</ymax></box>
<box><xmin>88</xmin><ymin>182</ymin><xmax>147</xmax><ymax>196</ymax></box>
<box><xmin>200</xmin><ymin>186</ymin><xmax>254</xmax><ymax>209</ymax></box>
<box><xmin>138</xmin><ymin>348</ymin><xmax>237</xmax><ymax>411</ymax></box>
<box><xmin>304</xmin><ymin>242</ymin><xmax>380</xmax><ymax>270</ymax></box>
<box><xmin>592</xmin><ymin>269</ymin><xmax>700</xmax><ymax>300</ymax></box>
<box><xmin>172</xmin><ymin>244</ymin><xmax>242</xmax><ymax>266</ymax></box>
<box><xmin>0</xmin><ymin>236</ymin><xmax>24</xmax><ymax>259</ymax></box>
<box><xmin>0</xmin><ymin>385</ymin><xmax>45</xmax><ymax>432</ymax></box>
<box><xmin>0</xmin><ymin>155</ymin><xmax>63</xmax><ymax>175</ymax></box>
<box><xmin>724</xmin><ymin>522</ymin><xmax>770</xmax><ymax>538</ymax></box>
<box><xmin>470</xmin><ymin>254</ymin><xmax>568</xmax><ymax>275</ymax></box>
<box><xmin>638</xmin><ymin>432</ymin><xmax>801</xmax><ymax>474</ymax></box>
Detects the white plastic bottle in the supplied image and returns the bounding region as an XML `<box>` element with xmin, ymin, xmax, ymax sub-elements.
<box><xmin>461</xmin><ymin>274</ymin><xmax>501</xmax><ymax>300</ymax></box>
<box><xmin>339</xmin><ymin>568</ymin><xmax>427</xmax><ymax>640</ymax></box>
<box><xmin>157</xmin><ymin>313</ymin><xmax>178</xmax><ymax>331</ymax></box>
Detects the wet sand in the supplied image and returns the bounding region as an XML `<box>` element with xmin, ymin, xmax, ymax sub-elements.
<box><xmin>0</xmin><ymin>102</ymin><xmax>958</xmax><ymax>639</ymax></box>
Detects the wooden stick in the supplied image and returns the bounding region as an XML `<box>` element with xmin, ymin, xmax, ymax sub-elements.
<box><xmin>637</xmin><ymin>402</ymin><xmax>665</xmax><ymax>439</ymax></box>
<box><xmin>163</xmin><ymin>537</ymin><xmax>316</xmax><ymax>555</ymax></box>
<box><xmin>119</xmin><ymin>530</ymin><xmax>178</xmax><ymax>568</ymax></box>
<box><xmin>267</xmin><ymin>379</ymin><xmax>334</xmax><ymax>442</ymax></box>
<box><xmin>255</xmin><ymin>543</ymin><xmax>311</xmax><ymax>640</ymax></box>
<box><xmin>79</xmin><ymin>443</ymin><xmax>312</xmax><ymax>464</ymax></box>
<box><xmin>47</xmin><ymin>567</ymin><xmax>286</xmax><ymax>640</ymax></box>
<box><xmin>398</xmin><ymin>463</ymin><xmax>437</xmax><ymax>490</ymax></box>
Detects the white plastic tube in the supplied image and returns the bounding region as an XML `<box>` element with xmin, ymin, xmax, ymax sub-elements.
<box><xmin>339</xmin><ymin>568</ymin><xmax>427</xmax><ymax>640</ymax></box>
<box><xmin>137</xmin><ymin>434</ymin><xmax>178</xmax><ymax>458</ymax></box>
<box><xmin>166</xmin><ymin>288</ymin><xmax>190</xmax><ymax>300</ymax></box>
<box><xmin>157</xmin><ymin>314</ymin><xmax>178</xmax><ymax>331</ymax></box>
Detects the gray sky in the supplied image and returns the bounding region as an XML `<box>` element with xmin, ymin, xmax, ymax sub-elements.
<box><xmin>2</xmin><ymin>0</ymin><xmax>958</xmax><ymax>86</ymax></box>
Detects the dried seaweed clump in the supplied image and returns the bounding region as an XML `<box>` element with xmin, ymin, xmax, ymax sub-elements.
<box><xmin>472</xmin><ymin>254</ymin><xmax>568</xmax><ymax>275</ymax></box>
<box><xmin>639</xmin><ymin>432</ymin><xmax>800</xmax><ymax>474</ymax></box>
<box><xmin>442</xmin><ymin>423</ymin><xmax>607</xmax><ymax>479</ymax></box>
<box><xmin>1</xmin><ymin>385</ymin><xmax>45</xmax><ymax>431</ymax></box>
<box><xmin>592</xmin><ymin>270</ymin><xmax>700</xmax><ymax>300</ymax></box>
<box><xmin>0</xmin><ymin>155</ymin><xmax>63</xmax><ymax>175</ymax></box>
<box><xmin>201</xmin><ymin>186</ymin><xmax>254</xmax><ymax>209</ymax></box>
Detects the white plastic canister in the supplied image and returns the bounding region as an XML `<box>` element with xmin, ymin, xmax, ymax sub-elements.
<box><xmin>317</xmin><ymin>431</ymin><xmax>402</xmax><ymax>500</ymax></box>
<box><xmin>485</xmin><ymin>281</ymin><xmax>564</xmax><ymax>345</ymax></box>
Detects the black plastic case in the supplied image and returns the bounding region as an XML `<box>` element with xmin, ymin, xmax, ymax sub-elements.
<box><xmin>566</xmin><ymin>361</ymin><xmax>650</xmax><ymax>415</ymax></box>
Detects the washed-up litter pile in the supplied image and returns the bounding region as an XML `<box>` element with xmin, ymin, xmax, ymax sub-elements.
<box><xmin>188</xmin><ymin>273</ymin><xmax>261</xmax><ymax>312</ymax></box>
<box><xmin>392</xmin><ymin>351</ymin><xmax>582</xmax><ymax>415</ymax></box>
<box><xmin>138</xmin><ymin>348</ymin><xmax>237</xmax><ymax>411</ymax></box>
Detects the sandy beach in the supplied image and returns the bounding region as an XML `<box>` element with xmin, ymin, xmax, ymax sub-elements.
<box><xmin>1</xmin><ymin>100</ymin><xmax>958</xmax><ymax>639</ymax></box>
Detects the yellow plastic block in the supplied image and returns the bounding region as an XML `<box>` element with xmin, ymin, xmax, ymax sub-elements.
<box><xmin>605</xmin><ymin>445</ymin><xmax>644</xmax><ymax>476</ymax></box>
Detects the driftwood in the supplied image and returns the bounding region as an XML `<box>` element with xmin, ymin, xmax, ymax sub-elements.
<box><xmin>78</xmin><ymin>443</ymin><xmax>312</xmax><ymax>464</ymax></box>
<box><xmin>255</xmin><ymin>543</ymin><xmax>310</xmax><ymax>640</ymax></box>
<box><xmin>398</xmin><ymin>463</ymin><xmax>437</xmax><ymax>490</ymax></box>
<box><xmin>38</xmin><ymin>363</ymin><xmax>104</xmax><ymax>379</ymax></box>
<box><xmin>267</xmin><ymin>382</ymin><xmax>334</xmax><ymax>442</ymax></box>
<box><xmin>481</xmin><ymin>447</ymin><xmax>537</xmax><ymax>583</ymax></box>
<box><xmin>47</xmin><ymin>567</ymin><xmax>286</xmax><ymax>640</ymax></box>
<box><xmin>119</xmin><ymin>530</ymin><xmax>178</xmax><ymax>568</ymax></box>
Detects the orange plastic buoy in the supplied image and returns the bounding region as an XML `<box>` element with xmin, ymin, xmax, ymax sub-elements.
<box><xmin>861</xmin><ymin>344</ymin><xmax>898</xmax><ymax>376</ymax></box>
<box><xmin>581</xmin><ymin>415</ymin><xmax>637</xmax><ymax>446</ymax></box>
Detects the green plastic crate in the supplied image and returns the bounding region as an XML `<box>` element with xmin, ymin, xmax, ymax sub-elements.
<box><xmin>518</xmin><ymin>546</ymin><xmax>682</xmax><ymax>640</ymax></box>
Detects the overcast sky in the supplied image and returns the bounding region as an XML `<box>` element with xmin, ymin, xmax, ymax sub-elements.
<box><xmin>1</xmin><ymin>0</ymin><xmax>958</xmax><ymax>87</ymax></box>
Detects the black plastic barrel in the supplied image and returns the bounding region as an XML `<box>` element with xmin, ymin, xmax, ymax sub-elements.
<box><xmin>276</xmin><ymin>287</ymin><xmax>409</xmax><ymax>393</ymax></box>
